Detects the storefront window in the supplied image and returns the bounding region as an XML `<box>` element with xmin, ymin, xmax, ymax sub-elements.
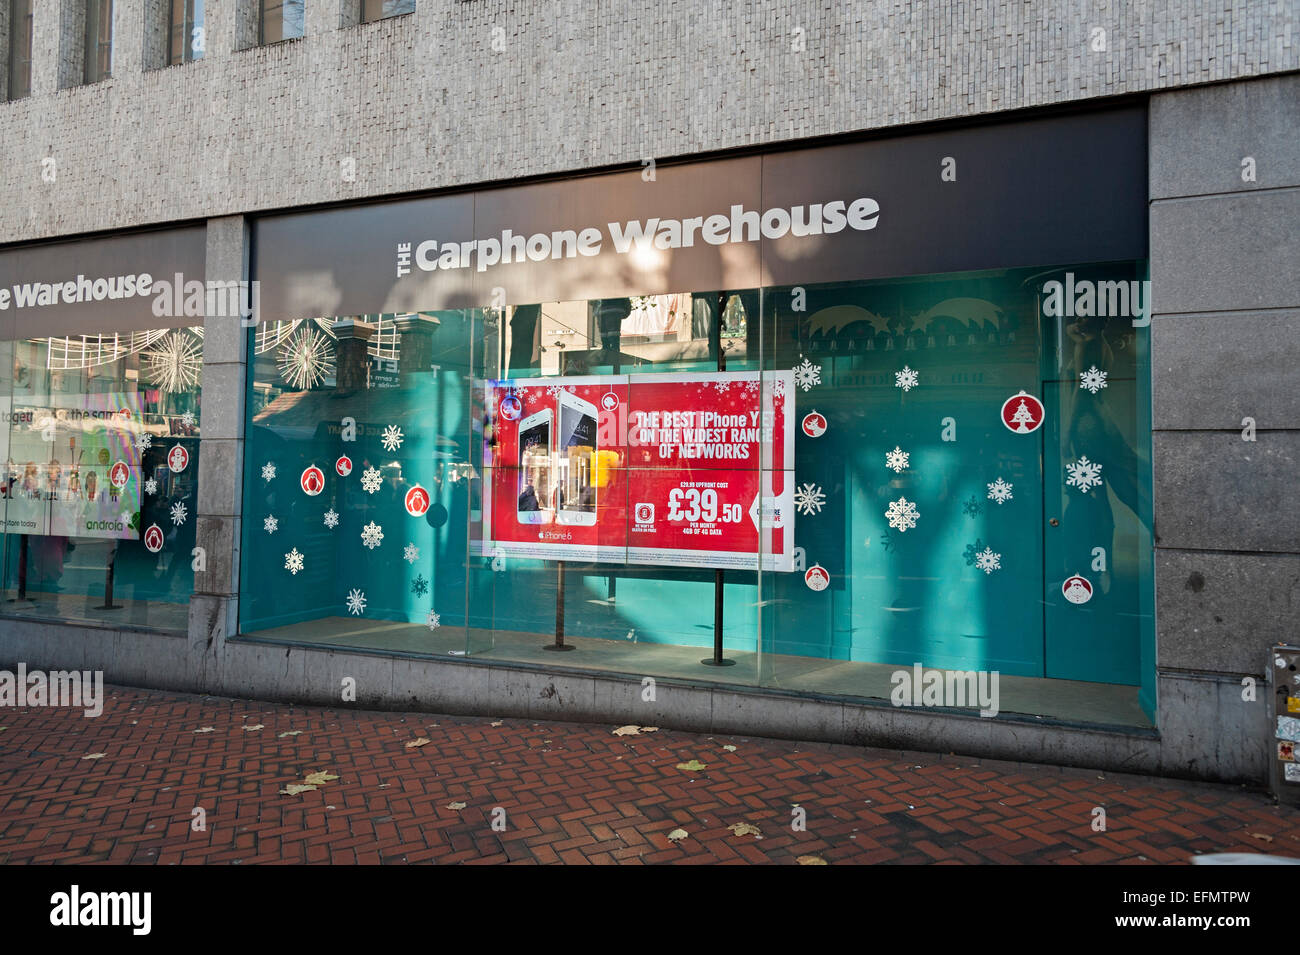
<box><xmin>0</xmin><ymin>329</ymin><xmax>202</xmax><ymax>631</ymax></box>
<box><xmin>240</xmin><ymin>266</ymin><xmax>1154</xmax><ymax>725</ymax></box>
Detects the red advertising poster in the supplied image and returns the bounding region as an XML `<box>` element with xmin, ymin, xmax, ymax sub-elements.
<box><xmin>475</xmin><ymin>372</ymin><xmax>795</xmax><ymax>571</ymax></box>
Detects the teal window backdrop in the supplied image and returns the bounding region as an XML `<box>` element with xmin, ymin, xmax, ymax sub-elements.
<box><xmin>239</xmin><ymin>262</ymin><xmax>1154</xmax><ymax>725</ymax></box>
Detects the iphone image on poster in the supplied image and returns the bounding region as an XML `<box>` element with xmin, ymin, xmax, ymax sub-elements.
<box><xmin>516</xmin><ymin>409</ymin><xmax>553</xmax><ymax>524</ymax></box>
<box><xmin>556</xmin><ymin>389</ymin><xmax>598</xmax><ymax>526</ymax></box>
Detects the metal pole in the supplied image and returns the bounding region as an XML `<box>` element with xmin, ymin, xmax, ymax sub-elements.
<box><xmin>703</xmin><ymin>293</ymin><xmax>735</xmax><ymax>666</ymax></box>
<box><xmin>96</xmin><ymin>542</ymin><xmax>121</xmax><ymax>610</ymax></box>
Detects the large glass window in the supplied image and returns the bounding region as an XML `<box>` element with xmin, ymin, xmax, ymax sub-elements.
<box><xmin>84</xmin><ymin>0</ymin><xmax>113</xmax><ymax>83</ymax></box>
<box><xmin>0</xmin><ymin>329</ymin><xmax>203</xmax><ymax>631</ymax></box>
<box><xmin>7</xmin><ymin>0</ymin><xmax>33</xmax><ymax>100</ymax></box>
<box><xmin>167</xmin><ymin>0</ymin><xmax>204</xmax><ymax>65</ymax></box>
<box><xmin>260</xmin><ymin>0</ymin><xmax>303</xmax><ymax>44</ymax></box>
<box><xmin>240</xmin><ymin>262</ymin><xmax>1154</xmax><ymax>726</ymax></box>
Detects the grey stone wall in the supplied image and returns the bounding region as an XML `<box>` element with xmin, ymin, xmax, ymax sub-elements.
<box><xmin>2</xmin><ymin>0</ymin><xmax>1297</xmax><ymax>244</ymax></box>
<box><xmin>1149</xmin><ymin>72</ymin><xmax>1300</xmax><ymax>781</ymax></box>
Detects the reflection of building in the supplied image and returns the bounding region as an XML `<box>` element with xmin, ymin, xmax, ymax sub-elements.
<box><xmin>0</xmin><ymin>7</ymin><xmax>1296</xmax><ymax>790</ymax></box>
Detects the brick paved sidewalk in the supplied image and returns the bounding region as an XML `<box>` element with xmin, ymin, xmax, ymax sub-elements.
<box><xmin>0</xmin><ymin>685</ymin><xmax>1295</xmax><ymax>865</ymax></box>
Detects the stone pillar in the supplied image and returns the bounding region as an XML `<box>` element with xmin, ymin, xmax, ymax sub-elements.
<box><xmin>188</xmin><ymin>215</ymin><xmax>249</xmax><ymax>687</ymax></box>
<box><xmin>331</xmin><ymin>318</ymin><xmax>375</xmax><ymax>395</ymax></box>
<box><xmin>1149</xmin><ymin>74</ymin><xmax>1300</xmax><ymax>783</ymax></box>
<box><xmin>394</xmin><ymin>313</ymin><xmax>439</xmax><ymax>385</ymax></box>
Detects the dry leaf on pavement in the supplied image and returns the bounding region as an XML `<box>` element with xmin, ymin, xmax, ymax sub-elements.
<box><xmin>278</xmin><ymin>730</ymin><xmax>303</xmax><ymax>738</ymax></box>
<box><xmin>676</xmin><ymin>759</ymin><xmax>707</xmax><ymax>772</ymax></box>
<box><xmin>667</xmin><ymin>828</ymin><xmax>689</xmax><ymax>842</ymax></box>
<box><xmin>279</xmin><ymin>784</ymin><xmax>317</xmax><ymax>796</ymax></box>
<box><xmin>242</xmin><ymin>724</ymin><xmax>265</xmax><ymax>732</ymax></box>
<box><xmin>728</xmin><ymin>822</ymin><xmax>762</xmax><ymax>838</ymax></box>
<box><xmin>612</xmin><ymin>725</ymin><xmax>642</xmax><ymax>736</ymax></box>
<box><xmin>447</xmin><ymin>801</ymin><xmax>467</xmax><ymax>810</ymax></box>
<box><xmin>303</xmin><ymin>771</ymin><xmax>339</xmax><ymax>786</ymax></box>
<box><xmin>193</xmin><ymin>727</ymin><xmax>216</xmax><ymax>734</ymax></box>
<box><xmin>796</xmin><ymin>855</ymin><xmax>827</xmax><ymax>865</ymax></box>
<box><xmin>722</xmin><ymin>745</ymin><xmax>737</xmax><ymax>752</ymax></box>
<box><xmin>405</xmin><ymin>737</ymin><xmax>431</xmax><ymax>748</ymax></box>
<box><xmin>82</xmin><ymin>753</ymin><xmax>106</xmax><ymax>760</ymax></box>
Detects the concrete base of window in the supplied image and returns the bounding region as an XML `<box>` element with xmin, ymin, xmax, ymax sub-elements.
<box><xmin>0</xmin><ymin>614</ymin><xmax>1274</xmax><ymax>787</ymax></box>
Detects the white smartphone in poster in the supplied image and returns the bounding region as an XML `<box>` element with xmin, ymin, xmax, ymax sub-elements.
<box><xmin>516</xmin><ymin>408</ymin><xmax>553</xmax><ymax>524</ymax></box>
<box><xmin>556</xmin><ymin>390</ymin><xmax>598</xmax><ymax>526</ymax></box>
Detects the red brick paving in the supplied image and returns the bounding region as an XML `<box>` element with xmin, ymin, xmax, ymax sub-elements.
<box><xmin>0</xmin><ymin>685</ymin><xmax>1296</xmax><ymax>864</ymax></box>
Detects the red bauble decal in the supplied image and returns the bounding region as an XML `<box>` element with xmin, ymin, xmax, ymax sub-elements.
<box><xmin>1001</xmin><ymin>391</ymin><xmax>1045</xmax><ymax>434</ymax></box>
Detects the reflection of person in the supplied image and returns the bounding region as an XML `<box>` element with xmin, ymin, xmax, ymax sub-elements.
<box><xmin>518</xmin><ymin>455</ymin><xmax>550</xmax><ymax>512</ymax></box>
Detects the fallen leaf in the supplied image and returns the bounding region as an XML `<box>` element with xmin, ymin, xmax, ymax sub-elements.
<box><xmin>82</xmin><ymin>753</ymin><xmax>106</xmax><ymax>760</ymax></box>
<box><xmin>641</xmin><ymin>727</ymin><xmax>659</xmax><ymax>733</ymax></box>
<box><xmin>242</xmin><ymin>724</ymin><xmax>265</xmax><ymax>732</ymax></box>
<box><xmin>613</xmin><ymin>725</ymin><xmax>642</xmax><ymax>736</ymax></box>
<box><xmin>722</xmin><ymin>744</ymin><xmax>737</xmax><ymax>752</ymax></box>
<box><xmin>279</xmin><ymin>784</ymin><xmax>317</xmax><ymax>796</ymax></box>
<box><xmin>303</xmin><ymin>771</ymin><xmax>339</xmax><ymax>786</ymax></box>
<box><xmin>796</xmin><ymin>855</ymin><xmax>827</xmax><ymax>865</ymax></box>
<box><xmin>1250</xmin><ymin>832</ymin><xmax>1274</xmax><ymax>843</ymax></box>
<box><xmin>676</xmin><ymin>759</ymin><xmax>707</xmax><ymax>772</ymax></box>
<box><xmin>490</xmin><ymin>721</ymin><xmax>503</xmax><ymax>727</ymax></box>
<box><xmin>193</xmin><ymin>727</ymin><xmax>216</xmax><ymax>734</ymax></box>
<box><xmin>728</xmin><ymin>822</ymin><xmax>762</xmax><ymax>838</ymax></box>
<box><xmin>278</xmin><ymin>730</ymin><xmax>303</xmax><ymax>738</ymax></box>
<box><xmin>405</xmin><ymin>737</ymin><xmax>431</xmax><ymax>748</ymax></box>
<box><xmin>667</xmin><ymin>828</ymin><xmax>689</xmax><ymax>842</ymax></box>
<box><xmin>447</xmin><ymin>801</ymin><xmax>467</xmax><ymax>811</ymax></box>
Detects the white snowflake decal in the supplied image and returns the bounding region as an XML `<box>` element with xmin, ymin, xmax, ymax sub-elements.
<box><xmin>323</xmin><ymin>508</ymin><xmax>339</xmax><ymax>529</ymax></box>
<box><xmin>361</xmin><ymin>521</ymin><xmax>384</xmax><ymax>550</ymax></box>
<box><xmin>181</xmin><ymin>410</ymin><xmax>196</xmax><ymax>428</ymax></box>
<box><xmin>381</xmin><ymin>425</ymin><xmax>405</xmax><ymax>452</ymax></box>
<box><xmin>264</xmin><ymin>515</ymin><xmax>279</xmax><ymax>534</ymax></box>
<box><xmin>742</xmin><ymin>380</ymin><xmax>761</xmax><ymax>395</ymax></box>
<box><xmin>261</xmin><ymin>462</ymin><xmax>277</xmax><ymax>482</ymax></box>
<box><xmin>713</xmin><ymin>380</ymin><xmax>731</xmax><ymax>394</ymax></box>
<box><xmin>284</xmin><ymin>548</ymin><xmax>304</xmax><ymax>575</ymax></box>
<box><xmin>793</xmin><ymin>356</ymin><xmax>822</xmax><ymax>392</ymax></box>
<box><xmin>793</xmin><ymin>483</ymin><xmax>826</xmax><ymax>516</ymax></box>
<box><xmin>1065</xmin><ymin>456</ymin><xmax>1104</xmax><ymax>493</ymax></box>
<box><xmin>360</xmin><ymin>467</ymin><xmax>382</xmax><ymax>494</ymax></box>
<box><xmin>144</xmin><ymin>478</ymin><xmax>158</xmax><ymax>496</ymax></box>
<box><xmin>975</xmin><ymin>547</ymin><xmax>1002</xmax><ymax>575</ymax></box>
<box><xmin>770</xmin><ymin>376</ymin><xmax>787</xmax><ymax>399</ymax></box>
<box><xmin>885</xmin><ymin>446</ymin><xmax>910</xmax><ymax>473</ymax></box>
<box><xmin>139</xmin><ymin>433</ymin><xmax>152</xmax><ymax>451</ymax></box>
<box><xmin>346</xmin><ymin>589</ymin><xmax>367</xmax><ymax>616</ymax></box>
<box><xmin>169</xmin><ymin>501</ymin><xmax>187</xmax><ymax>526</ymax></box>
<box><xmin>894</xmin><ymin>366</ymin><xmax>919</xmax><ymax>392</ymax></box>
<box><xmin>885</xmin><ymin>496</ymin><xmax>920</xmax><ymax>532</ymax></box>
<box><xmin>426</xmin><ymin>609</ymin><xmax>441</xmax><ymax>631</ymax></box>
<box><xmin>1080</xmin><ymin>365</ymin><xmax>1108</xmax><ymax>395</ymax></box>
<box><xmin>987</xmin><ymin>477</ymin><xmax>1014</xmax><ymax>504</ymax></box>
<box><xmin>403</xmin><ymin>543</ymin><xmax>420</xmax><ymax>564</ymax></box>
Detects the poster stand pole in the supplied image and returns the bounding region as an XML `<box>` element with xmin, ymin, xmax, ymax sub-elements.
<box><xmin>545</xmin><ymin>341</ymin><xmax>577</xmax><ymax>652</ymax></box>
<box><xmin>703</xmin><ymin>292</ymin><xmax>735</xmax><ymax>667</ymax></box>
<box><xmin>16</xmin><ymin>533</ymin><xmax>28</xmax><ymax>601</ymax></box>
<box><xmin>544</xmin><ymin>559</ymin><xmax>574</xmax><ymax>651</ymax></box>
<box><xmin>96</xmin><ymin>542</ymin><xmax>121</xmax><ymax>611</ymax></box>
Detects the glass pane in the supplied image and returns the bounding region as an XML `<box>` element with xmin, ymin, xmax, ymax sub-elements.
<box><xmin>1</xmin><ymin>330</ymin><xmax>202</xmax><ymax>631</ymax></box>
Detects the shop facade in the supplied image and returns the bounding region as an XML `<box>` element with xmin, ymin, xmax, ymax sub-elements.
<box><xmin>1</xmin><ymin>14</ymin><xmax>1296</xmax><ymax>783</ymax></box>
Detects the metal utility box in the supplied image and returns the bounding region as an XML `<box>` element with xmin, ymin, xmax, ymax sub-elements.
<box><xmin>1271</xmin><ymin>644</ymin><xmax>1300</xmax><ymax>806</ymax></box>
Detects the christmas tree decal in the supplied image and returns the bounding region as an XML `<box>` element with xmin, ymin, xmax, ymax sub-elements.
<box><xmin>1009</xmin><ymin>398</ymin><xmax>1037</xmax><ymax>433</ymax></box>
